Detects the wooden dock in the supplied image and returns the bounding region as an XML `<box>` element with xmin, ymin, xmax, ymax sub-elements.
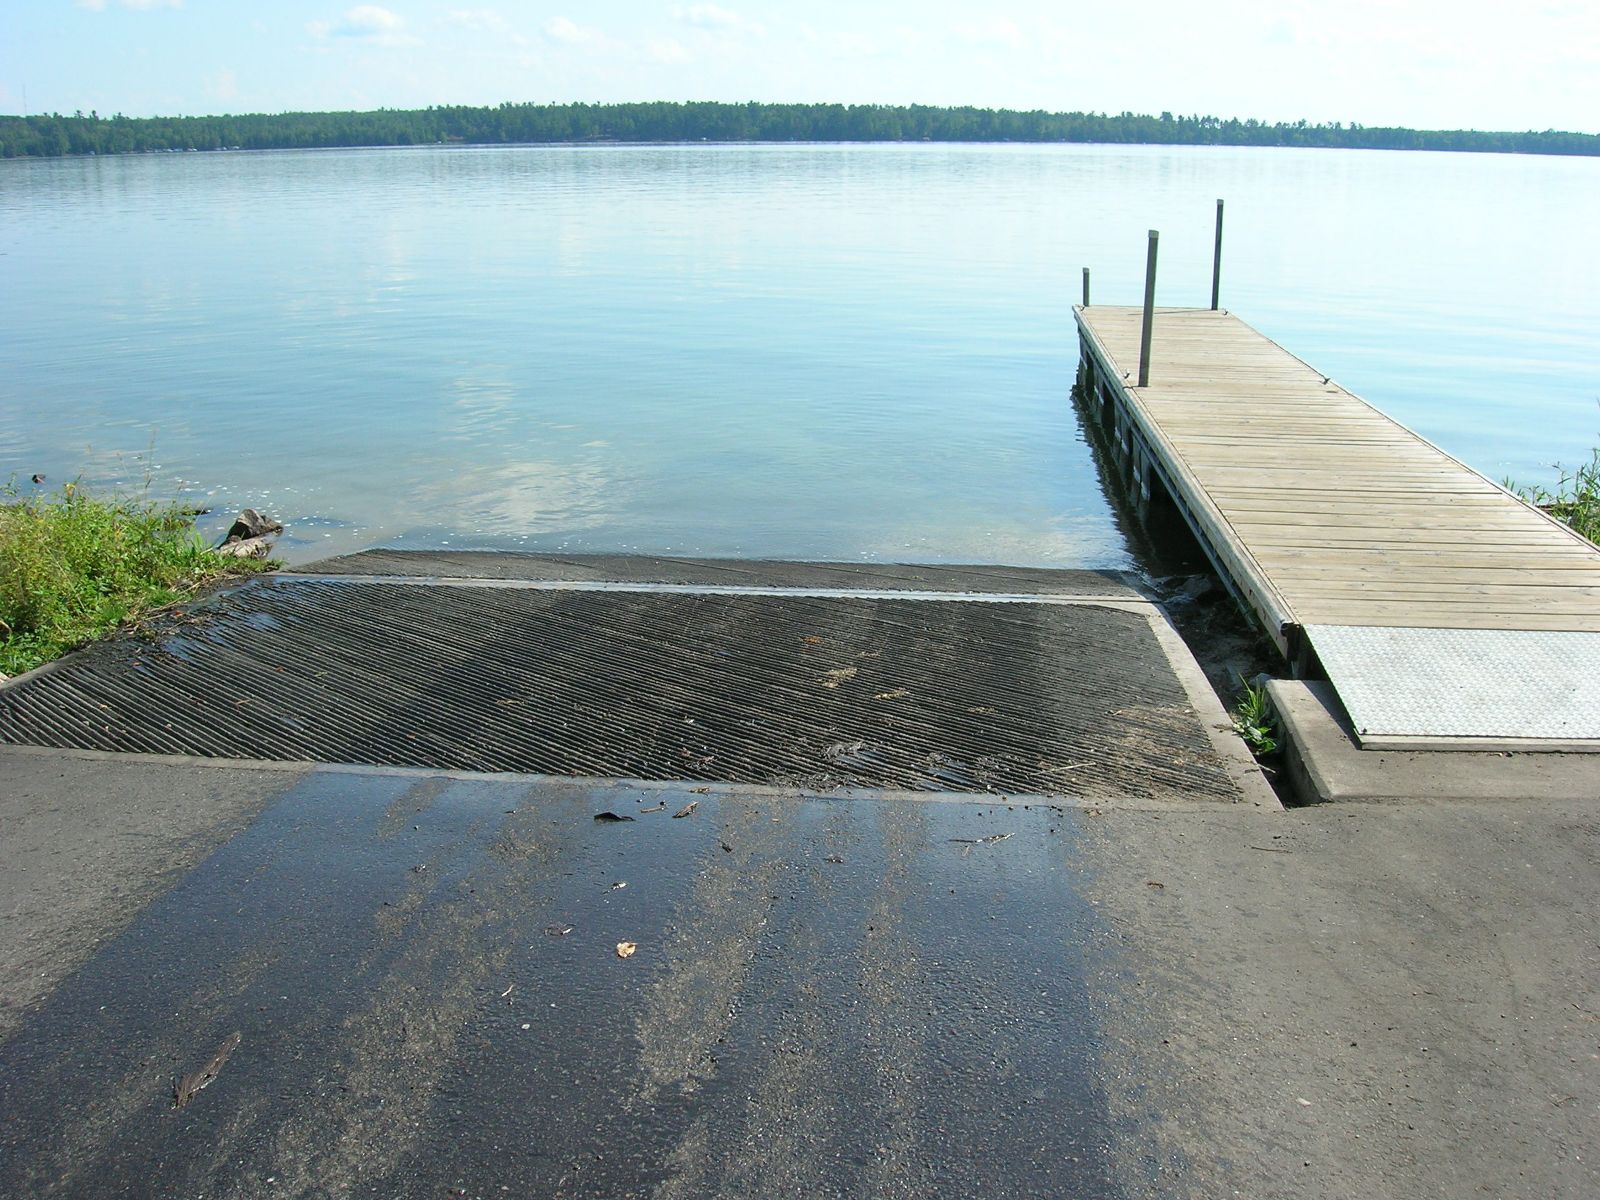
<box><xmin>1075</xmin><ymin>305</ymin><xmax>1600</xmax><ymax>749</ymax></box>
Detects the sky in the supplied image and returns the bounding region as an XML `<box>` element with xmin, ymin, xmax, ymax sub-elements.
<box><xmin>2</xmin><ymin>1</ymin><xmax>1598</xmax><ymax>133</ymax></box>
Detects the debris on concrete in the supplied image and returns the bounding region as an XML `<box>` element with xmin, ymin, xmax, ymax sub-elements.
<box><xmin>172</xmin><ymin>1032</ymin><xmax>241</xmax><ymax>1109</ymax></box>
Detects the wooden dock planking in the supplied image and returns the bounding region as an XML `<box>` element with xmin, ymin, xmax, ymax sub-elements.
<box><xmin>1074</xmin><ymin>305</ymin><xmax>1600</xmax><ymax>647</ymax></box>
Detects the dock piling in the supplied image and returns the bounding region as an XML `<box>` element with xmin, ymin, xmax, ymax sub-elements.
<box><xmin>1137</xmin><ymin>230</ymin><xmax>1158</xmax><ymax>388</ymax></box>
<box><xmin>1211</xmin><ymin>199</ymin><xmax>1224</xmax><ymax>310</ymax></box>
<box><xmin>1082</xmin><ymin>267</ymin><xmax>1090</xmax><ymax>307</ymax></box>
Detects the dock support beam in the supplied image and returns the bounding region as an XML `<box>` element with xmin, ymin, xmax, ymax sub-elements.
<box><xmin>1137</xmin><ymin>230</ymin><xmax>1158</xmax><ymax>388</ymax></box>
<box><xmin>1211</xmin><ymin>199</ymin><xmax>1224</xmax><ymax>311</ymax></box>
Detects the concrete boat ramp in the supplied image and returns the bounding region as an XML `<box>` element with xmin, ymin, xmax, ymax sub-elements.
<box><xmin>3</xmin><ymin>551</ymin><xmax>1599</xmax><ymax>1198</ymax></box>
<box><xmin>0</xmin><ymin>553</ymin><xmax>1266</xmax><ymax>804</ymax></box>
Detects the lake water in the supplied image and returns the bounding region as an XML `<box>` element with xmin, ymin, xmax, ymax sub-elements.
<box><xmin>3</xmin><ymin>143</ymin><xmax>1597</xmax><ymax>568</ymax></box>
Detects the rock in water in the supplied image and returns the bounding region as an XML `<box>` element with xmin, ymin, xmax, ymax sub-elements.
<box><xmin>216</xmin><ymin>536</ymin><xmax>272</xmax><ymax>559</ymax></box>
<box><xmin>225</xmin><ymin>508</ymin><xmax>283</xmax><ymax>543</ymax></box>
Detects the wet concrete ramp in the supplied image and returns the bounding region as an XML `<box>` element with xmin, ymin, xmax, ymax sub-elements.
<box><xmin>0</xmin><ymin>774</ymin><xmax>1120</xmax><ymax>1198</ymax></box>
<box><xmin>0</xmin><ymin>569</ymin><xmax>1249</xmax><ymax>803</ymax></box>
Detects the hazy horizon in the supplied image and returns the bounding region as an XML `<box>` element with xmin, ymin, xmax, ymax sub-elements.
<box><xmin>4</xmin><ymin>2</ymin><xmax>1598</xmax><ymax>136</ymax></box>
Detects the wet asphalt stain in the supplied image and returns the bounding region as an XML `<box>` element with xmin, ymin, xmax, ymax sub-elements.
<box><xmin>0</xmin><ymin>770</ymin><xmax>1124</xmax><ymax>1199</ymax></box>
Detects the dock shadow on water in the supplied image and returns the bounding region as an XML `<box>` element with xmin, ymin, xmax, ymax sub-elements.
<box><xmin>1068</xmin><ymin>379</ymin><xmax>1280</xmax><ymax>702</ymax></box>
<box><xmin>0</xmin><ymin>770</ymin><xmax>1123</xmax><ymax>1199</ymax></box>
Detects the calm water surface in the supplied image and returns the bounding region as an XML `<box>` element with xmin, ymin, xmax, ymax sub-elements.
<box><xmin>3</xmin><ymin>144</ymin><xmax>1597</xmax><ymax>566</ymax></box>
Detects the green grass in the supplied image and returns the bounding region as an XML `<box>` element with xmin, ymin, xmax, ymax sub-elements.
<box><xmin>1229</xmin><ymin>675</ymin><xmax>1279</xmax><ymax>758</ymax></box>
<box><xmin>0</xmin><ymin>481</ymin><xmax>276</xmax><ymax>677</ymax></box>
<box><xmin>1509</xmin><ymin>447</ymin><xmax>1600</xmax><ymax>544</ymax></box>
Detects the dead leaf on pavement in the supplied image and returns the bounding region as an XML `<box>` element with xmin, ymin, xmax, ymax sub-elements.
<box><xmin>821</xmin><ymin>667</ymin><xmax>858</xmax><ymax>689</ymax></box>
<box><xmin>874</xmin><ymin>688</ymin><xmax>910</xmax><ymax>700</ymax></box>
<box><xmin>616</xmin><ymin>942</ymin><xmax>637</xmax><ymax>959</ymax></box>
<box><xmin>673</xmin><ymin>801</ymin><xmax>699</xmax><ymax>819</ymax></box>
<box><xmin>173</xmin><ymin>1032</ymin><xmax>241</xmax><ymax>1109</ymax></box>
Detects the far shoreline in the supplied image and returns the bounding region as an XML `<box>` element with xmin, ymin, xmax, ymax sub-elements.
<box><xmin>5</xmin><ymin>100</ymin><xmax>1597</xmax><ymax>162</ymax></box>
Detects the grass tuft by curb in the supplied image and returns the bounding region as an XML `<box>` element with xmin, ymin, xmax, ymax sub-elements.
<box><xmin>1</xmin><ymin>481</ymin><xmax>277</xmax><ymax>677</ymax></box>
<box><xmin>1509</xmin><ymin>447</ymin><xmax>1600</xmax><ymax>544</ymax></box>
<box><xmin>1229</xmin><ymin>674</ymin><xmax>1279</xmax><ymax>759</ymax></box>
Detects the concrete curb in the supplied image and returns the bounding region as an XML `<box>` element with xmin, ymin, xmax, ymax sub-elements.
<box><xmin>1267</xmin><ymin>678</ymin><xmax>1600</xmax><ymax>804</ymax></box>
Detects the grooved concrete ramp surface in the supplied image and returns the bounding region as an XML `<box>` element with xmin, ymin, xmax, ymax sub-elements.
<box><xmin>0</xmin><ymin>568</ymin><xmax>1254</xmax><ymax>804</ymax></box>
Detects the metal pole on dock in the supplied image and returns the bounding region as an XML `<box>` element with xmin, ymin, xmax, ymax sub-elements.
<box><xmin>1138</xmin><ymin>230</ymin><xmax>1158</xmax><ymax>387</ymax></box>
<box><xmin>1082</xmin><ymin>267</ymin><xmax>1090</xmax><ymax>307</ymax></box>
<box><xmin>1210</xmin><ymin>199</ymin><xmax>1224</xmax><ymax>310</ymax></box>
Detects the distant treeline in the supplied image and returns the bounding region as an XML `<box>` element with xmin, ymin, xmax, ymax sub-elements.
<box><xmin>3</xmin><ymin>101</ymin><xmax>1597</xmax><ymax>159</ymax></box>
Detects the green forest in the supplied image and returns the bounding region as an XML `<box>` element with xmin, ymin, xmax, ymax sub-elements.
<box><xmin>3</xmin><ymin>101</ymin><xmax>1597</xmax><ymax>159</ymax></box>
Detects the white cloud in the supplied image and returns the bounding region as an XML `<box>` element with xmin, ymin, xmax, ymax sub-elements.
<box><xmin>830</xmin><ymin>31</ymin><xmax>879</xmax><ymax>58</ymax></box>
<box><xmin>649</xmin><ymin>38</ymin><xmax>691</xmax><ymax>64</ymax></box>
<box><xmin>673</xmin><ymin>4</ymin><xmax>763</xmax><ymax>35</ymax></box>
<box><xmin>207</xmin><ymin>68</ymin><xmax>238</xmax><ymax>103</ymax></box>
<box><xmin>445</xmin><ymin>8</ymin><xmax>510</xmax><ymax>34</ymax></box>
<box><xmin>953</xmin><ymin>17</ymin><xmax>1024</xmax><ymax>50</ymax></box>
<box><xmin>543</xmin><ymin>16</ymin><xmax>601</xmax><ymax>45</ymax></box>
<box><xmin>77</xmin><ymin>0</ymin><xmax>185</xmax><ymax>10</ymax></box>
<box><xmin>308</xmin><ymin>6</ymin><xmax>421</xmax><ymax>48</ymax></box>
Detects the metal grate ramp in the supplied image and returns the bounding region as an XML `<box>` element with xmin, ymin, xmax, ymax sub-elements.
<box><xmin>1306</xmin><ymin>624</ymin><xmax>1600</xmax><ymax>751</ymax></box>
<box><xmin>0</xmin><ymin>576</ymin><xmax>1248</xmax><ymax>802</ymax></box>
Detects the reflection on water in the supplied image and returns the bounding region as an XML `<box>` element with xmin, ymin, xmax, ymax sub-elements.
<box><xmin>2</xmin><ymin>144</ymin><xmax>1597</xmax><ymax>567</ymax></box>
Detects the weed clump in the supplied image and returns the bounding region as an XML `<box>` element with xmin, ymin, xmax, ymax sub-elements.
<box><xmin>0</xmin><ymin>480</ymin><xmax>274</xmax><ymax>676</ymax></box>
<box><xmin>1229</xmin><ymin>674</ymin><xmax>1279</xmax><ymax>758</ymax></box>
<box><xmin>1510</xmin><ymin>448</ymin><xmax>1600</xmax><ymax>544</ymax></box>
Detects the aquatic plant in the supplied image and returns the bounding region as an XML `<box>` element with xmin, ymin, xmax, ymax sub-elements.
<box><xmin>1509</xmin><ymin>447</ymin><xmax>1600</xmax><ymax>544</ymax></box>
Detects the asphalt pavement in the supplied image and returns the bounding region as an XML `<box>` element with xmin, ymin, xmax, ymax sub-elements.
<box><xmin>3</xmin><ymin>746</ymin><xmax>1597</xmax><ymax>1199</ymax></box>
